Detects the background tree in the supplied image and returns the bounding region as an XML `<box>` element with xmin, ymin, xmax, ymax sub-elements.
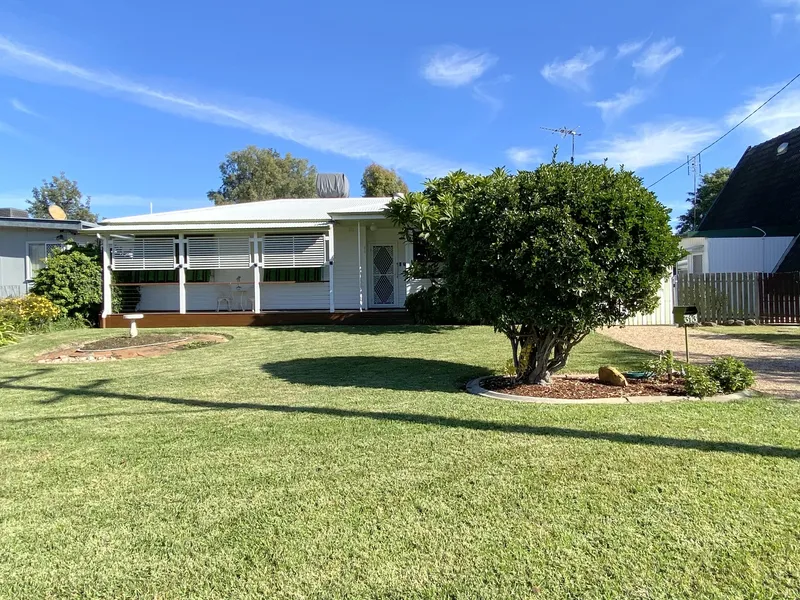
<box><xmin>27</xmin><ymin>173</ymin><xmax>98</xmax><ymax>222</ymax></box>
<box><xmin>388</xmin><ymin>164</ymin><xmax>682</xmax><ymax>384</ymax></box>
<box><xmin>676</xmin><ymin>167</ymin><xmax>731</xmax><ymax>234</ymax></box>
<box><xmin>361</xmin><ymin>163</ymin><xmax>409</xmax><ymax>197</ymax></box>
<box><xmin>207</xmin><ymin>146</ymin><xmax>317</xmax><ymax>204</ymax></box>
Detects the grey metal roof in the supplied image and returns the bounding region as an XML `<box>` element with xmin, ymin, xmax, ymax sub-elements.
<box><xmin>0</xmin><ymin>217</ymin><xmax>96</xmax><ymax>230</ymax></box>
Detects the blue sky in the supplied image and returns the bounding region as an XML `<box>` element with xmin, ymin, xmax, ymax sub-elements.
<box><xmin>1</xmin><ymin>0</ymin><xmax>799</xmax><ymax>223</ymax></box>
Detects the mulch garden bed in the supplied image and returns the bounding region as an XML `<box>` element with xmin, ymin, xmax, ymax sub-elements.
<box><xmin>481</xmin><ymin>375</ymin><xmax>686</xmax><ymax>399</ymax></box>
<box><xmin>37</xmin><ymin>334</ymin><xmax>228</xmax><ymax>363</ymax></box>
<box><xmin>79</xmin><ymin>334</ymin><xmax>186</xmax><ymax>352</ymax></box>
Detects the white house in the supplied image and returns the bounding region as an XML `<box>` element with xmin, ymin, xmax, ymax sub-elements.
<box><xmin>0</xmin><ymin>209</ymin><xmax>96</xmax><ymax>298</ymax></box>
<box><xmin>96</xmin><ymin>197</ymin><xmax>425</xmax><ymax>327</ymax></box>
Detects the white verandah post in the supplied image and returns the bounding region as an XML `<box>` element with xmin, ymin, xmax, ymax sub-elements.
<box><xmin>252</xmin><ymin>233</ymin><xmax>261</xmax><ymax>314</ymax></box>
<box><xmin>177</xmin><ymin>234</ymin><xmax>186</xmax><ymax>314</ymax></box>
<box><xmin>328</xmin><ymin>222</ymin><xmax>335</xmax><ymax>313</ymax></box>
<box><xmin>357</xmin><ymin>221</ymin><xmax>363</xmax><ymax>312</ymax></box>
<box><xmin>101</xmin><ymin>235</ymin><xmax>112</xmax><ymax>318</ymax></box>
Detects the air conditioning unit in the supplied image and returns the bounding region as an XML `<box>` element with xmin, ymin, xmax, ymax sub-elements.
<box><xmin>0</xmin><ymin>207</ymin><xmax>30</xmax><ymax>218</ymax></box>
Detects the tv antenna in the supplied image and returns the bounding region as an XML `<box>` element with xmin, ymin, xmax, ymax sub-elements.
<box><xmin>541</xmin><ymin>126</ymin><xmax>582</xmax><ymax>163</ymax></box>
<box><xmin>688</xmin><ymin>153</ymin><xmax>702</xmax><ymax>230</ymax></box>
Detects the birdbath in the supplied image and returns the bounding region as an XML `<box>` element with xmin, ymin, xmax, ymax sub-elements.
<box><xmin>122</xmin><ymin>313</ymin><xmax>144</xmax><ymax>338</ymax></box>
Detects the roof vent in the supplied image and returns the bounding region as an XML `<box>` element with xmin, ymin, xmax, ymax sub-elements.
<box><xmin>777</xmin><ymin>142</ymin><xmax>789</xmax><ymax>156</ymax></box>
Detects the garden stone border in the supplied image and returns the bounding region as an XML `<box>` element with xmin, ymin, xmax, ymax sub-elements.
<box><xmin>466</xmin><ymin>376</ymin><xmax>760</xmax><ymax>405</ymax></box>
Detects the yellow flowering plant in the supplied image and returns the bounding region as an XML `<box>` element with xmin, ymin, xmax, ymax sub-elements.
<box><xmin>0</xmin><ymin>294</ymin><xmax>62</xmax><ymax>331</ymax></box>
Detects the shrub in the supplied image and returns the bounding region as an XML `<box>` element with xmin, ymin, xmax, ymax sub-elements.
<box><xmin>0</xmin><ymin>294</ymin><xmax>62</xmax><ymax>331</ymax></box>
<box><xmin>0</xmin><ymin>318</ymin><xmax>20</xmax><ymax>347</ymax></box>
<box><xmin>683</xmin><ymin>365</ymin><xmax>721</xmax><ymax>398</ymax></box>
<box><xmin>31</xmin><ymin>242</ymin><xmax>103</xmax><ymax>323</ymax></box>
<box><xmin>642</xmin><ymin>350</ymin><xmax>681</xmax><ymax>382</ymax></box>
<box><xmin>707</xmin><ymin>356</ymin><xmax>755</xmax><ymax>393</ymax></box>
<box><xmin>405</xmin><ymin>286</ymin><xmax>471</xmax><ymax>325</ymax></box>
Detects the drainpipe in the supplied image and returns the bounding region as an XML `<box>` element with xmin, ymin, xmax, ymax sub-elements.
<box><xmin>752</xmin><ymin>226</ymin><xmax>767</xmax><ymax>272</ymax></box>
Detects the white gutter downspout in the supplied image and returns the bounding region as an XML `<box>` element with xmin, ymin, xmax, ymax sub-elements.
<box><xmin>752</xmin><ymin>226</ymin><xmax>767</xmax><ymax>272</ymax></box>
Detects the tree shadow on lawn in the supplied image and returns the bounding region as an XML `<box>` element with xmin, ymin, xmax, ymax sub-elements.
<box><xmin>262</xmin><ymin>356</ymin><xmax>492</xmax><ymax>392</ymax></box>
<box><xmin>1</xmin><ymin>375</ymin><xmax>798</xmax><ymax>459</ymax></box>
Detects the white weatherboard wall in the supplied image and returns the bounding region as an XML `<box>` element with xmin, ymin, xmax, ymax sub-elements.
<box><xmin>705</xmin><ymin>237</ymin><xmax>794</xmax><ymax>273</ymax></box>
<box><xmin>261</xmin><ymin>283</ymin><xmax>329</xmax><ymax>310</ymax></box>
<box><xmin>138</xmin><ymin>285</ymin><xmax>179</xmax><ymax>311</ymax></box>
<box><xmin>333</xmin><ymin>223</ymin><xmax>361</xmax><ymax>309</ymax></box>
<box><xmin>0</xmin><ymin>229</ymin><xmax>95</xmax><ymax>297</ymax></box>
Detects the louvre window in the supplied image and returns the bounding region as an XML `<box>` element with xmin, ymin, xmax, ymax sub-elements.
<box><xmin>186</xmin><ymin>237</ymin><xmax>252</xmax><ymax>269</ymax></box>
<box><xmin>111</xmin><ymin>238</ymin><xmax>176</xmax><ymax>270</ymax></box>
<box><xmin>263</xmin><ymin>235</ymin><xmax>326</xmax><ymax>268</ymax></box>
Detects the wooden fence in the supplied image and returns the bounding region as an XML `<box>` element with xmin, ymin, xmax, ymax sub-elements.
<box><xmin>759</xmin><ymin>272</ymin><xmax>800</xmax><ymax>324</ymax></box>
<box><xmin>674</xmin><ymin>272</ymin><xmax>800</xmax><ymax>324</ymax></box>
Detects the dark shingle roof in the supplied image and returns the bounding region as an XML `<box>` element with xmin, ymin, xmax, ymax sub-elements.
<box><xmin>776</xmin><ymin>236</ymin><xmax>800</xmax><ymax>272</ymax></box>
<box><xmin>698</xmin><ymin>126</ymin><xmax>800</xmax><ymax>235</ymax></box>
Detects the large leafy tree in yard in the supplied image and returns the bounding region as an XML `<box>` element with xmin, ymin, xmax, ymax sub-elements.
<box><xmin>388</xmin><ymin>164</ymin><xmax>683</xmax><ymax>384</ymax></box>
<box><xmin>676</xmin><ymin>167</ymin><xmax>731</xmax><ymax>234</ymax></box>
<box><xmin>360</xmin><ymin>163</ymin><xmax>409</xmax><ymax>197</ymax></box>
<box><xmin>27</xmin><ymin>173</ymin><xmax>98</xmax><ymax>222</ymax></box>
<box><xmin>207</xmin><ymin>146</ymin><xmax>317</xmax><ymax>205</ymax></box>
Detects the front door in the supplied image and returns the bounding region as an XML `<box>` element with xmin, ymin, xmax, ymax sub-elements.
<box><xmin>370</xmin><ymin>244</ymin><xmax>397</xmax><ymax>307</ymax></box>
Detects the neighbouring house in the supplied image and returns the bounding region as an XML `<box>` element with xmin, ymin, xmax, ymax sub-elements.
<box><xmin>0</xmin><ymin>208</ymin><xmax>97</xmax><ymax>298</ymax></box>
<box><xmin>678</xmin><ymin>125</ymin><xmax>800</xmax><ymax>274</ymax></box>
<box><xmin>95</xmin><ymin>197</ymin><xmax>427</xmax><ymax>327</ymax></box>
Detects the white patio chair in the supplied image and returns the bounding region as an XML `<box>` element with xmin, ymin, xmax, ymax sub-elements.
<box><xmin>216</xmin><ymin>286</ymin><xmax>233</xmax><ymax>312</ymax></box>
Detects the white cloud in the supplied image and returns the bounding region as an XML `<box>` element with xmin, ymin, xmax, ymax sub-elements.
<box><xmin>421</xmin><ymin>46</ymin><xmax>497</xmax><ymax>87</ymax></box>
<box><xmin>505</xmin><ymin>147</ymin><xmax>542</xmax><ymax>168</ymax></box>
<box><xmin>632</xmin><ymin>38</ymin><xmax>683</xmax><ymax>77</ymax></box>
<box><xmin>0</xmin><ymin>36</ymin><xmax>474</xmax><ymax>178</ymax></box>
<box><xmin>616</xmin><ymin>39</ymin><xmax>647</xmax><ymax>58</ymax></box>
<box><xmin>541</xmin><ymin>47</ymin><xmax>606</xmax><ymax>91</ymax></box>
<box><xmin>589</xmin><ymin>88</ymin><xmax>647</xmax><ymax>122</ymax></box>
<box><xmin>9</xmin><ymin>97</ymin><xmax>38</xmax><ymax>116</ymax></box>
<box><xmin>585</xmin><ymin>121</ymin><xmax>719</xmax><ymax>170</ymax></box>
<box><xmin>725</xmin><ymin>86</ymin><xmax>800</xmax><ymax>139</ymax></box>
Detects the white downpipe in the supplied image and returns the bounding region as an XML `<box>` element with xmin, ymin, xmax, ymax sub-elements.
<box><xmin>357</xmin><ymin>221</ymin><xmax>363</xmax><ymax>312</ymax></box>
<box><xmin>252</xmin><ymin>234</ymin><xmax>261</xmax><ymax>314</ymax></box>
<box><xmin>328</xmin><ymin>223</ymin><xmax>335</xmax><ymax>313</ymax></box>
<box><xmin>177</xmin><ymin>234</ymin><xmax>186</xmax><ymax>314</ymax></box>
<box><xmin>101</xmin><ymin>236</ymin><xmax>112</xmax><ymax>318</ymax></box>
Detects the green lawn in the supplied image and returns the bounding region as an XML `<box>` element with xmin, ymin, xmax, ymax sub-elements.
<box><xmin>1</xmin><ymin>326</ymin><xmax>798</xmax><ymax>599</ymax></box>
<box><xmin>711</xmin><ymin>325</ymin><xmax>800</xmax><ymax>350</ymax></box>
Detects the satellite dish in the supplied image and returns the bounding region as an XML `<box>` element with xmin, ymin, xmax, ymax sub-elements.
<box><xmin>48</xmin><ymin>204</ymin><xmax>67</xmax><ymax>220</ymax></box>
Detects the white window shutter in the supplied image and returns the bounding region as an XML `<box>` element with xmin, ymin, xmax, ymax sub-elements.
<box><xmin>186</xmin><ymin>237</ymin><xmax>252</xmax><ymax>269</ymax></box>
<box><xmin>263</xmin><ymin>235</ymin><xmax>326</xmax><ymax>268</ymax></box>
<box><xmin>111</xmin><ymin>238</ymin><xmax>175</xmax><ymax>270</ymax></box>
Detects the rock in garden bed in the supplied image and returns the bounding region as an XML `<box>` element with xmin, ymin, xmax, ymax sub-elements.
<box><xmin>37</xmin><ymin>333</ymin><xmax>228</xmax><ymax>363</ymax></box>
<box><xmin>481</xmin><ymin>375</ymin><xmax>686</xmax><ymax>399</ymax></box>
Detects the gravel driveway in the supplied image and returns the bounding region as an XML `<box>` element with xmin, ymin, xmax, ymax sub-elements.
<box><xmin>601</xmin><ymin>325</ymin><xmax>800</xmax><ymax>399</ymax></box>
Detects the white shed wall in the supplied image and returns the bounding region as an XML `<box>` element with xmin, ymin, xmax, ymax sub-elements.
<box><xmin>706</xmin><ymin>237</ymin><xmax>794</xmax><ymax>273</ymax></box>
